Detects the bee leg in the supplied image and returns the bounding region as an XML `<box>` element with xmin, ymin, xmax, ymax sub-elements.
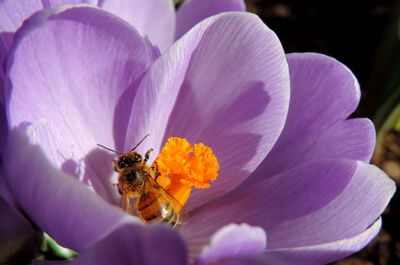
<box><xmin>151</xmin><ymin>161</ymin><xmax>161</xmax><ymax>181</ymax></box>
<box><xmin>155</xmin><ymin>172</ymin><xmax>161</xmax><ymax>182</ymax></box>
<box><xmin>113</xmin><ymin>160</ymin><xmax>119</xmax><ymax>172</ymax></box>
<box><xmin>151</xmin><ymin>161</ymin><xmax>159</xmax><ymax>171</ymax></box>
<box><xmin>115</xmin><ymin>183</ymin><xmax>122</xmax><ymax>195</ymax></box>
<box><xmin>144</xmin><ymin>148</ymin><xmax>154</xmax><ymax>162</ymax></box>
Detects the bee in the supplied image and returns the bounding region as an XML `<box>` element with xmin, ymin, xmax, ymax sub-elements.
<box><xmin>98</xmin><ymin>135</ymin><xmax>187</xmax><ymax>228</ymax></box>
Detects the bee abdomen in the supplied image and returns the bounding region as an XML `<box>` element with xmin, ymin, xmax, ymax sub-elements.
<box><xmin>137</xmin><ymin>195</ymin><xmax>160</xmax><ymax>211</ymax></box>
<box><xmin>137</xmin><ymin>191</ymin><xmax>182</xmax><ymax>227</ymax></box>
<box><xmin>162</xmin><ymin>204</ymin><xmax>180</xmax><ymax>228</ymax></box>
<box><xmin>137</xmin><ymin>191</ymin><xmax>163</xmax><ymax>223</ymax></box>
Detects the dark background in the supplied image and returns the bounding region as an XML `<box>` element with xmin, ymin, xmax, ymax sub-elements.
<box><xmin>246</xmin><ymin>0</ymin><xmax>399</xmax><ymax>120</ymax></box>
<box><xmin>245</xmin><ymin>1</ymin><xmax>400</xmax><ymax>264</ymax></box>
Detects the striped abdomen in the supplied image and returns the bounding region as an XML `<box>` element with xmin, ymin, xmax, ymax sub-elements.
<box><xmin>136</xmin><ymin>190</ymin><xmax>182</xmax><ymax>228</ymax></box>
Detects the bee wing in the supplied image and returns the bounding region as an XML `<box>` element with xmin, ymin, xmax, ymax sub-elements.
<box><xmin>121</xmin><ymin>192</ymin><xmax>140</xmax><ymax>216</ymax></box>
<box><xmin>140</xmin><ymin>175</ymin><xmax>188</xmax><ymax>225</ymax></box>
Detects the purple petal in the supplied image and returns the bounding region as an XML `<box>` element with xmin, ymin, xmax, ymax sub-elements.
<box><xmin>64</xmin><ymin>224</ymin><xmax>186</xmax><ymax>265</ymax></box>
<box><xmin>247</xmin><ymin>53</ymin><xmax>375</xmax><ymax>184</ymax></box>
<box><xmin>6</xmin><ymin>6</ymin><xmax>158</xmax><ymax>163</ymax></box>
<box><xmin>181</xmin><ymin>159</ymin><xmax>394</xmax><ymax>259</ymax></box>
<box><xmin>0</xmin><ymin>32</ymin><xmax>13</xmax><ymax>103</ymax></box>
<box><xmin>167</xmin><ymin>13</ymin><xmax>289</xmax><ymax>210</ymax></box>
<box><xmin>24</xmin><ymin>120</ymin><xmax>119</xmax><ymax>205</ymax></box>
<box><xmin>197</xmin><ymin>223</ymin><xmax>266</xmax><ymax>264</ymax></box>
<box><xmin>127</xmin><ymin>13</ymin><xmax>289</xmax><ymax>210</ymax></box>
<box><xmin>40</xmin><ymin>0</ymin><xmax>96</xmax><ymax>6</ymax></box>
<box><xmin>0</xmin><ymin>196</ymin><xmax>41</xmax><ymax>264</ymax></box>
<box><xmin>0</xmin><ymin>105</ymin><xmax>10</xmax><ymax>202</ymax></box>
<box><xmin>0</xmin><ymin>0</ymin><xmax>43</xmax><ymax>33</ymax></box>
<box><xmin>0</xmin><ymin>103</ymin><xmax>8</xmax><ymax>153</ymax></box>
<box><xmin>267</xmin><ymin>218</ymin><xmax>382</xmax><ymax>265</ymax></box>
<box><xmin>100</xmin><ymin>0</ymin><xmax>175</xmax><ymax>51</ymax></box>
<box><xmin>0</xmin><ymin>1</ymin><xmax>96</xmax><ymax>101</ymax></box>
<box><xmin>3</xmin><ymin>130</ymin><xmax>137</xmax><ymax>250</ymax></box>
<box><xmin>204</xmin><ymin>255</ymin><xmax>292</xmax><ymax>265</ymax></box>
<box><xmin>175</xmin><ymin>0</ymin><xmax>245</xmax><ymax>39</ymax></box>
<box><xmin>0</xmin><ymin>175</ymin><xmax>13</xmax><ymax>206</ymax></box>
<box><xmin>0</xmin><ymin>0</ymin><xmax>94</xmax><ymax>33</ymax></box>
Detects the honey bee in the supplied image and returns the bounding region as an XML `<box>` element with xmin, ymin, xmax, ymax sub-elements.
<box><xmin>98</xmin><ymin>135</ymin><xmax>187</xmax><ymax>228</ymax></box>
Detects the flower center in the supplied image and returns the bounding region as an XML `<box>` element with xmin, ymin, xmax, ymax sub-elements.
<box><xmin>154</xmin><ymin>137</ymin><xmax>219</xmax><ymax>206</ymax></box>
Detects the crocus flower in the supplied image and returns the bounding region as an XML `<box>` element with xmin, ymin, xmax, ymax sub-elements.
<box><xmin>1</xmin><ymin>3</ymin><xmax>395</xmax><ymax>265</ymax></box>
<box><xmin>0</xmin><ymin>0</ymin><xmax>244</xmax><ymax>263</ymax></box>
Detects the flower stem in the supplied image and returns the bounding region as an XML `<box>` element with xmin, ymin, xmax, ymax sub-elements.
<box><xmin>41</xmin><ymin>233</ymin><xmax>77</xmax><ymax>260</ymax></box>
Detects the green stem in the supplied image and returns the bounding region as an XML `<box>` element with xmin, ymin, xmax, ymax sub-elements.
<box><xmin>374</xmin><ymin>87</ymin><xmax>400</xmax><ymax>129</ymax></box>
<box><xmin>376</xmin><ymin>103</ymin><xmax>400</xmax><ymax>149</ymax></box>
<box><xmin>43</xmin><ymin>233</ymin><xmax>77</xmax><ymax>260</ymax></box>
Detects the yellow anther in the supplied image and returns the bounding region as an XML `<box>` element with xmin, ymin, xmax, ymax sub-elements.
<box><xmin>154</xmin><ymin>137</ymin><xmax>219</xmax><ymax>206</ymax></box>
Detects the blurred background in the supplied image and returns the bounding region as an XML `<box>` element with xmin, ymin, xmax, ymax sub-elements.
<box><xmin>244</xmin><ymin>0</ymin><xmax>400</xmax><ymax>264</ymax></box>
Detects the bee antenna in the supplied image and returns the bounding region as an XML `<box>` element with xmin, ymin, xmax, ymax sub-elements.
<box><xmin>97</xmin><ymin>144</ymin><xmax>122</xmax><ymax>155</ymax></box>
<box><xmin>130</xmin><ymin>134</ymin><xmax>150</xmax><ymax>151</ymax></box>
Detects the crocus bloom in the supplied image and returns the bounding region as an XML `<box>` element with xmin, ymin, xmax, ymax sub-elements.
<box><xmin>0</xmin><ymin>0</ymin><xmax>244</xmax><ymax>262</ymax></box>
<box><xmin>1</xmin><ymin>3</ymin><xmax>395</xmax><ymax>265</ymax></box>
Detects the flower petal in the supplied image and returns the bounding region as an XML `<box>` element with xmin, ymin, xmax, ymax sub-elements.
<box><xmin>266</xmin><ymin>218</ymin><xmax>382</xmax><ymax>265</ymax></box>
<box><xmin>181</xmin><ymin>159</ymin><xmax>394</xmax><ymax>258</ymax></box>
<box><xmin>6</xmin><ymin>6</ymin><xmax>158</xmax><ymax>162</ymax></box>
<box><xmin>0</xmin><ymin>106</ymin><xmax>11</xmax><ymax>205</ymax></box>
<box><xmin>0</xmin><ymin>0</ymin><xmax>96</xmax><ymax>33</ymax></box>
<box><xmin>0</xmin><ymin>104</ymin><xmax>8</xmax><ymax>153</ymax></box>
<box><xmin>24</xmin><ymin>120</ymin><xmax>119</xmax><ymax>205</ymax></box>
<box><xmin>126</xmin><ymin>12</ymin><xmax>289</xmax><ymax>210</ymax></box>
<box><xmin>175</xmin><ymin>0</ymin><xmax>245</xmax><ymax>40</ymax></box>
<box><xmin>203</xmin><ymin>255</ymin><xmax>292</xmax><ymax>265</ymax></box>
<box><xmin>247</xmin><ymin>53</ymin><xmax>374</xmax><ymax>184</ymax></box>
<box><xmin>197</xmin><ymin>223</ymin><xmax>266</xmax><ymax>264</ymax></box>
<box><xmin>0</xmin><ymin>196</ymin><xmax>41</xmax><ymax>264</ymax></box>
<box><xmin>0</xmin><ymin>32</ymin><xmax>13</xmax><ymax>103</ymax></box>
<box><xmin>64</xmin><ymin>224</ymin><xmax>186</xmax><ymax>265</ymax></box>
<box><xmin>3</xmin><ymin>130</ymin><xmax>137</xmax><ymax>250</ymax></box>
<box><xmin>100</xmin><ymin>0</ymin><xmax>175</xmax><ymax>52</ymax></box>
<box><xmin>0</xmin><ymin>0</ymin><xmax>96</xmax><ymax>101</ymax></box>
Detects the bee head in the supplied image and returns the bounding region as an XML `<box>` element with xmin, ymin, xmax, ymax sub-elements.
<box><xmin>117</xmin><ymin>153</ymin><xmax>142</xmax><ymax>169</ymax></box>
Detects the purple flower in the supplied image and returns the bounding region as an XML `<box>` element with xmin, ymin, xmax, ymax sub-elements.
<box><xmin>1</xmin><ymin>2</ymin><xmax>395</xmax><ymax>265</ymax></box>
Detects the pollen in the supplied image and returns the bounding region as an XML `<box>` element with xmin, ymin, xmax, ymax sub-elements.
<box><xmin>154</xmin><ymin>137</ymin><xmax>219</xmax><ymax>206</ymax></box>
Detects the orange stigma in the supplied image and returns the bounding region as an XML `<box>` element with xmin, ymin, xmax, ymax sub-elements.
<box><xmin>154</xmin><ymin>137</ymin><xmax>219</xmax><ymax>206</ymax></box>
